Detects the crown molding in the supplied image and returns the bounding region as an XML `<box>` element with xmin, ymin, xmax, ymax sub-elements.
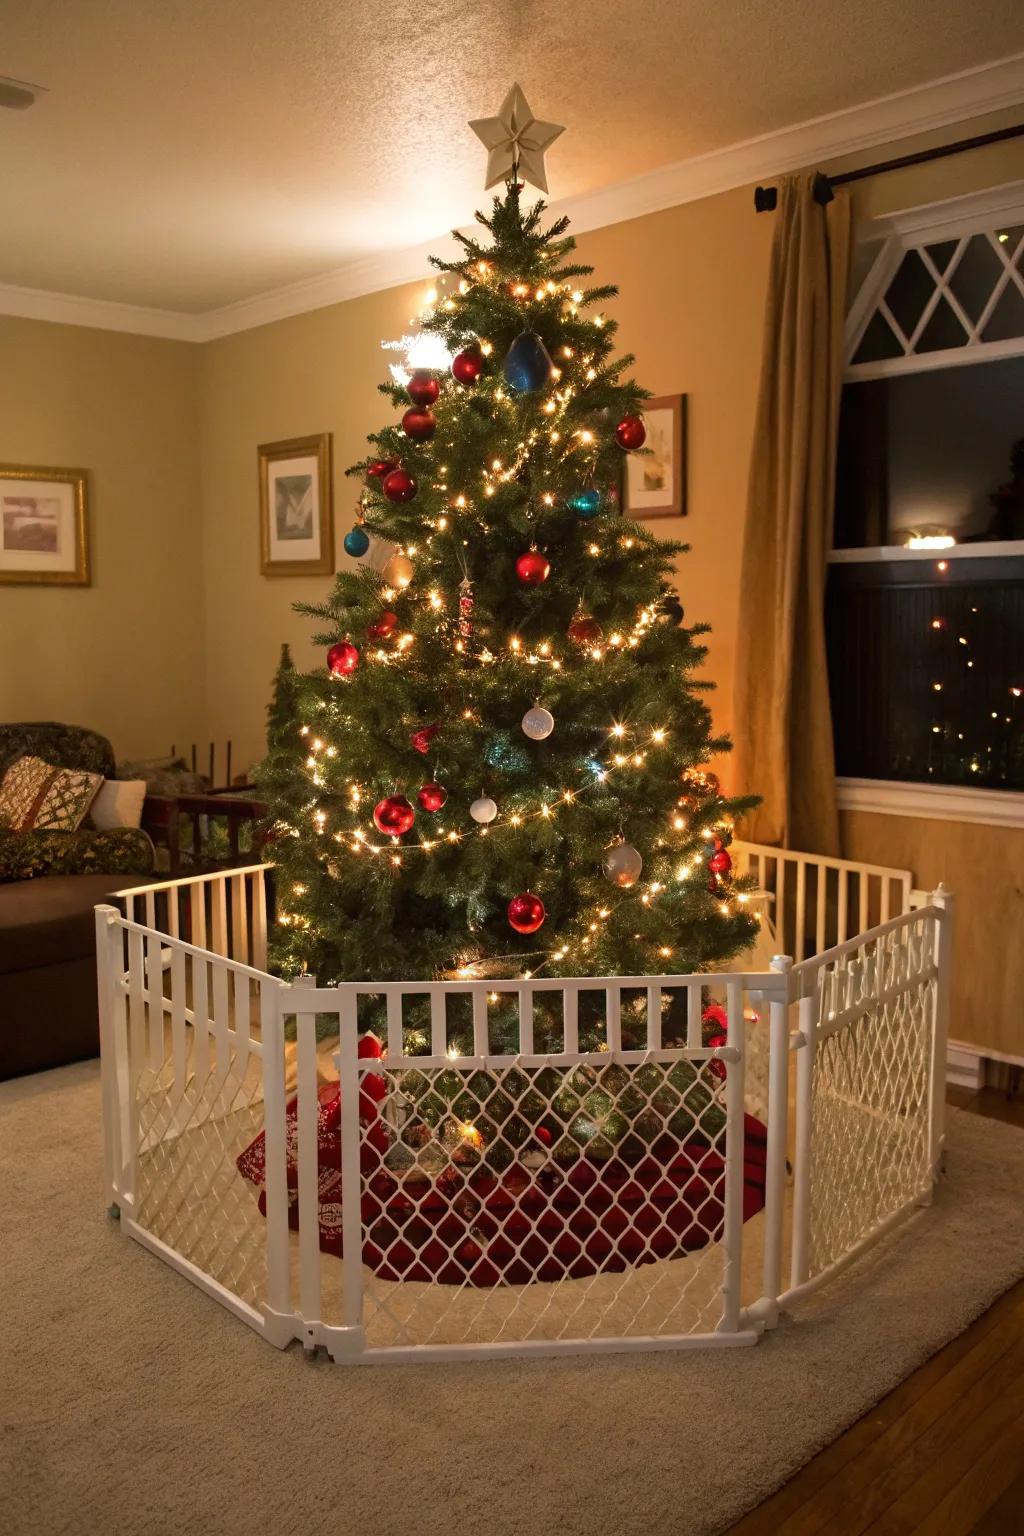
<box><xmin>838</xmin><ymin>777</ymin><xmax>1024</xmax><ymax>829</ymax></box>
<box><xmin>4</xmin><ymin>50</ymin><xmax>1024</xmax><ymax>344</ymax></box>
<box><xmin>0</xmin><ymin>278</ymin><xmax>205</xmax><ymax>341</ymax></box>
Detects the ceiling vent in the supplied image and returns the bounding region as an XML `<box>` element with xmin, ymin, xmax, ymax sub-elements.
<box><xmin>0</xmin><ymin>75</ymin><xmax>47</xmax><ymax>110</ymax></box>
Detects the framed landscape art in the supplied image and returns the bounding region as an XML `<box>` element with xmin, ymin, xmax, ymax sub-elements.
<box><xmin>0</xmin><ymin>464</ymin><xmax>89</xmax><ymax>585</ymax></box>
<box><xmin>623</xmin><ymin>394</ymin><xmax>687</xmax><ymax>519</ymax></box>
<box><xmin>259</xmin><ymin>433</ymin><xmax>334</xmax><ymax>576</ymax></box>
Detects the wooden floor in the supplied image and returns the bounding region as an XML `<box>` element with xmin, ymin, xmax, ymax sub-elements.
<box><xmin>728</xmin><ymin>1088</ymin><xmax>1024</xmax><ymax>1536</ymax></box>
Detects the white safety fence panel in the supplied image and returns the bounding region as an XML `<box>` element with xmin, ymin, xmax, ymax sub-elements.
<box><xmin>783</xmin><ymin>899</ymin><xmax>950</xmax><ymax>1301</ymax></box>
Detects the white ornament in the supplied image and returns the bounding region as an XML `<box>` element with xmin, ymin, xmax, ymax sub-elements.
<box><xmin>470</xmin><ymin>796</ymin><xmax>498</xmax><ymax>825</ymax></box>
<box><xmin>469</xmin><ymin>83</ymin><xmax>565</xmax><ymax>194</ymax></box>
<box><xmin>522</xmin><ymin>706</ymin><xmax>555</xmax><ymax>741</ymax></box>
<box><xmin>604</xmin><ymin>842</ymin><xmax>643</xmax><ymax>888</ymax></box>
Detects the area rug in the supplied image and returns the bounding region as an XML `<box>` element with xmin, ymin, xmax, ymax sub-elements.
<box><xmin>2</xmin><ymin>1062</ymin><xmax>1023</xmax><ymax>1536</ymax></box>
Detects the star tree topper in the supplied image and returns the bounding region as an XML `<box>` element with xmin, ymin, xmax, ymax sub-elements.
<box><xmin>469</xmin><ymin>83</ymin><xmax>564</xmax><ymax>194</ymax></box>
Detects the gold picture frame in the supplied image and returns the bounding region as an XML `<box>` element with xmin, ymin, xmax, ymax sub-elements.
<box><xmin>259</xmin><ymin>433</ymin><xmax>334</xmax><ymax>577</ymax></box>
<box><xmin>0</xmin><ymin>463</ymin><xmax>89</xmax><ymax>585</ymax></box>
<box><xmin>623</xmin><ymin>394</ymin><xmax>687</xmax><ymax>519</ymax></box>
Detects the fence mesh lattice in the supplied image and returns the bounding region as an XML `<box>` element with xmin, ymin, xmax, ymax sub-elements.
<box><xmin>355</xmin><ymin>1054</ymin><xmax>736</xmax><ymax>1348</ymax></box>
<box><xmin>807</xmin><ymin>918</ymin><xmax>935</xmax><ymax>1277</ymax></box>
<box><xmin>130</xmin><ymin>959</ymin><xmax>268</xmax><ymax>1310</ymax></box>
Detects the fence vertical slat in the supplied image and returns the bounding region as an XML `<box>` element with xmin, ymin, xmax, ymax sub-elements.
<box><xmin>859</xmin><ymin>873</ymin><xmax>870</xmax><ymax>935</ymax></box>
<box><xmin>233</xmin><ymin>969</ymin><xmax>251</xmax><ymax>1079</ymax></box>
<box><xmin>518</xmin><ymin>984</ymin><xmax>534</xmax><ymax>1055</ymax></box>
<box><xmin>192</xmin><ymin>953</ymin><xmax>209</xmax><ymax>1093</ymax></box>
<box><xmin>880</xmin><ymin>878</ymin><xmax>891</xmax><ymax>926</ymax></box>
<box><xmin>211</xmin><ymin>877</ymin><xmax>228</xmax><ymax>960</ymax></box>
<box><xmin>338</xmin><ymin>987</ymin><xmax>365</xmax><ymax>1349</ymax></box>
<box><xmin>816</xmin><ymin>868</ymin><xmax>827</xmax><ymax>955</ymax></box>
<box><xmin>294</xmin><ymin>977</ymin><xmax>321</xmax><ymax>1331</ymax></box>
<box><xmin>144</xmin><ymin>891</ymin><xmax>156</xmax><ymax>934</ymax></box>
<box><xmin>231</xmin><ymin>873</ymin><xmax>249</xmax><ymax>966</ymax></box>
<box><xmin>719</xmin><ymin>980</ymin><xmax>746</xmax><ymax>1335</ymax></box>
<box><xmin>261</xmin><ymin>980</ymin><xmax>290</xmax><ymax>1320</ymax></box>
<box><xmin>128</xmin><ymin>927</ymin><xmax>146</xmax><ymax>1073</ymax></box>
<box><xmin>929</xmin><ymin>889</ymin><xmax>955</xmax><ymax>1177</ymax></box>
<box><xmin>837</xmin><ymin>871</ymin><xmax>849</xmax><ymax>945</ymax></box>
<box><xmin>252</xmin><ymin>870</ymin><xmax>269</xmax><ymax>974</ymax></box>
<box><xmin>790</xmin><ymin>988</ymin><xmax>816</xmax><ymax>1287</ymax></box>
<box><xmin>144</xmin><ymin>931</ymin><xmax>163</xmax><ymax>1072</ymax></box>
<box><xmin>212</xmin><ymin>954</ymin><xmax>231</xmax><ymax>1088</ymax></box>
<box><xmin>795</xmin><ymin>860</ymin><xmax>807</xmax><ymax>962</ymax></box>
<box><xmin>605</xmin><ymin>984</ymin><xmax>622</xmax><ymax>1054</ymax></box>
<box><xmin>430</xmin><ymin>989</ymin><xmax>447</xmax><ymax>1058</ymax></box>
<box><xmin>386</xmin><ymin>991</ymin><xmax>403</xmax><ymax>1058</ymax></box>
<box><xmin>192</xmin><ymin>881</ymin><xmax>208</xmax><ymax>953</ymax></box>
<box><xmin>170</xmin><ymin>943</ymin><xmax>187</xmax><ymax>1112</ymax></box>
<box><xmin>562</xmin><ymin>986</ymin><xmax>579</xmax><ymax>1055</ymax></box>
<box><xmin>646</xmin><ymin>985</ymin><xmax>662</xmax><ymax>1050</ymax></box>
<box><xmin>686</xmin><ymin>983</ymin><xmax>703</xmax><ymax>1049</ymax></box>
<box><xmin>759</xmin><ymin>957</ymin><xmax>793</xmax><ymax>1324</ymax></box>
<box><xmin>472</xmin><ymin>989</ymin><xmax>488</xmax><ymax>1056</ymax></box>
<box><xmin>95</xmin><ymin>909</ymin><xmax>124</xmax><ymax>1206</ymax></box>
<box><xmin>775</xmin><ymin>858</ymin><xmax>787</xmax><ymax>954</ymax></box>
<box><xmin>166</xmin><ymin>886</ymin><xmax>180</xmax><ymax>942</ymax></box>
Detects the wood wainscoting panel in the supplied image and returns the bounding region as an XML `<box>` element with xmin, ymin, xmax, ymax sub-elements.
<box><xmin>840</xmin><ymin>810</ymin><xmax>1024</xmax><ymax>1060</ymax></box>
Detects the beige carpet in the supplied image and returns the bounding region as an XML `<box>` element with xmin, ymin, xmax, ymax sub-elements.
<box><xmin>3</xmin><ymin>1063</ymin><xmax>1024</xmax><ymax>1536</ymax></box>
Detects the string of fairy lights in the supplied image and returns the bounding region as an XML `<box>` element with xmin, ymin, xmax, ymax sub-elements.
<box><xmin>275</xmin><ymin>252</ymin><xmax>748</xmax><ymax>979</ymax></box>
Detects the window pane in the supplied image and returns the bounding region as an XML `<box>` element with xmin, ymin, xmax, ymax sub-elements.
<box><xmin>924</xmin><ymin>239</ymin><xmax>960</xmax><ymax>274</ymax></box>
<box><xmin>947</xmin><ymin>234</ymin><xmax>1003</xmax><ymax>324</ymax></box>
<box><xmin>981</xmin><ymin>283</ymin><xmax>1024</xmax><ymax>342</ymax></box>
<box><xmin>852</xmin><ymin>309</ymin><xmax>904</xmax><ymax>364</ymax></box>
<box><xmin>916</xmin><ymin>296</ymin><xmax>968</xmax><ymax>353</ymax></box>
<box><xmin>884</xmin><ymin>250</ymin><xmax>934</xmax><ymax>340</ymax></box>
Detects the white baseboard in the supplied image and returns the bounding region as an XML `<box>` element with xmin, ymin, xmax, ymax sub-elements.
<box><xmin>947</xmin><ymin>1038</ymin><xmax>1024</xmax><ymax>1090</ymax></box>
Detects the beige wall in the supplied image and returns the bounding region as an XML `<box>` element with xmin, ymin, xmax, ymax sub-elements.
<box><xmin>0</xmin><ymin>316</ymin><xmax>205</xmax><ymax>760</ymax></box>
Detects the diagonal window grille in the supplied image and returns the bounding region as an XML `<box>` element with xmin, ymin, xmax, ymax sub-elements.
<box><xmin>848</xmin><ymin>219</ymin><xmax>1024</xmax><ymax>375</ymax></box>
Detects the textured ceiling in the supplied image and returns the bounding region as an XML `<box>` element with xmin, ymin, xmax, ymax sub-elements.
<box><xmin>2</xmin><ymin>0</ymin><xmax>1023</xmax><ymax>312</ymax></box>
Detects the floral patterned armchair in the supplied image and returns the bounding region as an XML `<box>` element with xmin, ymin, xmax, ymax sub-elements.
<box><xmin>0</xmin><ymin>723</ymin><xmax>154</xmax><ymax>883</ymax></box>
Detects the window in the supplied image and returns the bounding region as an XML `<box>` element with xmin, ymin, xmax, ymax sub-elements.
<box><xmin>827</xmin><ymin>187</ymin><xmax>1024</xmax><ymax>793</ymax></box>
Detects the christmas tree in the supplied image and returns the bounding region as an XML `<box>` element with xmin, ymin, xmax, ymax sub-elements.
<box><xmin>260</xmin><ymin>90</ymin><xmax>758</xmax><ymax>1058</ymax></box>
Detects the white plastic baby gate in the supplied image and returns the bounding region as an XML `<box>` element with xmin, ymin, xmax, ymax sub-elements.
<box><xmin>95</xmin><ymin>845</ymin><xmax>952</xmax><ymax>1362</ymax></box>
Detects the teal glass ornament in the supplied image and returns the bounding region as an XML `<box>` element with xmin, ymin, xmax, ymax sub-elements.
<box><xmin>569</xmin><ymin>488</ymin><xmax>602</xmax><ymax>518</ymax></box>
<box><xmin>344</xmin><ymin>526</ymin><xmax>370</xmax><ymax>558</ymax></box>
<box><xmin>503</xmin><ymin>330</ymin><xmax>554</xmax><ymax>392</ymax></box>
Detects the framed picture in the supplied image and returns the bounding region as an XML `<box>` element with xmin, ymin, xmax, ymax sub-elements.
<box><xmin>259</xmin><ymin>433</ymin><xmax>333</xmax><ymax>576</ymax></box>
<box><xmin>0</xmin><ymin>464</ymin><xmax>89</xmax><ymax>585</ymax></box>
<box><xmin>623</xmin><ymin>395</ymin><xmax>687</xmax><ymax>519</ymax></box>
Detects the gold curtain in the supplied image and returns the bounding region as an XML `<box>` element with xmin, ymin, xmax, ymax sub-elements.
<box><xmin>733</xmin><ymin>175</ymin><xmax>853</xmax><ymax>855</ymax></box>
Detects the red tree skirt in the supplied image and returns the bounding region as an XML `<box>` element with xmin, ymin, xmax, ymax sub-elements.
<box><xmin>237</xmin><ymin>1075</ymin><xmax>768</xmax><ymax>1288</ymax></box>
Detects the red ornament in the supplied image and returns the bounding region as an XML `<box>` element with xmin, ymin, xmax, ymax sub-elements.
<box><xmin>535</xmin><ymin>1125</ymin><xmax>553</xmax><ymax>1147</ymax></box>
<box><xmin>410</xmin><ymin>723</ymin><xmax>440</xmax><ymax>755</ymax></box>
<box><xmin>366</xmin><ymin>458</ymin><xmax>395</xmax><ymax>481</ymax></box>
<box><xmin>703</xmin><ymin>1003</ymin><xmax>729</xmax><ymax>1081</ymax></box>
<box><xmin>508</xmin><ymin>892</ymin><xmax>546</xmax><ymax>934</ymax></box>
<box><xmin>569</xmin><ymin>615</ymin><xmax>602</xmax><ymax>646</ymax></box>
<box><xmin>451</xmin><ymin>346</ymin><xmax>483</xmax><ymax>385</ymax></box>
<box><xmin>366</xmin><ymin>610</ymin><xmax>398</xmax><ymax>639</ymax></box>
<box><xmin>417</xmin><ymin>782</ymin><xmax>448</xmax><ymax>813</ymax></box>
<box><xmin>515</xmin><ymin>550</ymin><xmax>550</xmax><ymax>585</ymax></box>
<box><xmin>407</xmin><ymin>371</ymin><xmax>439</xmax><ymax>406</ymax></box>
<box><xmin>382</xmin><ymin>468</ymin><xmax>417</xmax><ymax>503</ymax></box>
<box><xmin>401</xmin><ymin>407</ymin><xmax>436</xmax><ymax>442</ymax></box>
<box><xmin>327</xmin><ymin>640</ymin><xmax>360</xmax><ymax>676</ymax></box>
<box><xmin>615</xmin><ymin>414</ymin><xmax>647</xmax><ymax>450</ymax></box>
<box><xmin>708</xmin><ymin>847</ymin><xmax>733</xmax><ymax>876</ymax></box>
<box><xmin>373</xmin><ymin>795</ymin><xmax>416</xmax><ymax>836</ymax></box>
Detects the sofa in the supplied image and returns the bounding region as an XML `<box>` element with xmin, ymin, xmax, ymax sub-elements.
<box><xmin>0</xmin><ymin>723</ymin><xmax>155</xmax><ymax>1079</ymax></box>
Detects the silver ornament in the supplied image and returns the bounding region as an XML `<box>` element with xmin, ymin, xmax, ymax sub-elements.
<box><xmin>470</xmin><ymin>796</ymin><xmax>498</xmax><ymax>824</ymax></box>
<box><xmin>522</xmin><ymin>705</ymin><xmax>555</xmax><ymax>740</ymax></box>
<box><xmin>381</xmin><ymin>551</ymin><xmax>414</xmax><ymax>589</ymax></box>
<box><xmin>604</xmin><ymin>842</ymin><xmax>643</xmax><ymax>887</ymax></box>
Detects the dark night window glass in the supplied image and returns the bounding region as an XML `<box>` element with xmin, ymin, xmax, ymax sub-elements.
<box><xmin>827</xmin><ymin>563</ymin><xmax>1024</xmax><ymax>791</ymax></box>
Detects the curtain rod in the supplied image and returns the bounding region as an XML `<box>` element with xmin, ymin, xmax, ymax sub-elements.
<box><xmin>753</xmin><ymin>121</ymin><xmax>1024</xmax><ymax>211</ymax></box>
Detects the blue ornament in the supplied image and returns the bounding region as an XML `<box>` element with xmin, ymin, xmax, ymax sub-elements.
<box><xmin>503</xmin><ymin>330</ymin><xmax>554</xmax><ymax>393</ymax></box>
<box><xmin>569</xmin><ymin>488</ymin><xmax>602</xmax><ymax>518</ymax></box>
<box><xmin>344</xmin><ymin>526</ymin><xmax>370</xmax><ymax>558</ymax></box>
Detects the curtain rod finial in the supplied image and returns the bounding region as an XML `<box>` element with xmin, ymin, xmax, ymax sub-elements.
<box><xmin>754</xmin><ymin>185</ymin><xmax>777</xmax><ymax>213</ymax></box>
